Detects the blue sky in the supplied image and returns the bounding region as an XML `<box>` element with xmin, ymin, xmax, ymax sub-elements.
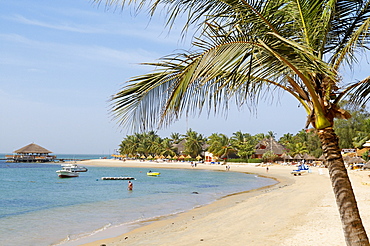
<box><xmin>1</xmin><ymin>0</ymin><xmax>369</xmax><ymax>154</ymax></box>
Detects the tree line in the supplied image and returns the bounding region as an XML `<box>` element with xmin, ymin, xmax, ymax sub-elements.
<box><xmin>118</xmin><ymin>105</ymin><xmax>370</xmax><ymax>161</ymax></box>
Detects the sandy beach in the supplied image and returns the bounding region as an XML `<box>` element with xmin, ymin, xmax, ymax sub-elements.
<box><xmin>74</xmin><ymin>159</ymin><xmax>370</xmax><ymax>246</ymax></box>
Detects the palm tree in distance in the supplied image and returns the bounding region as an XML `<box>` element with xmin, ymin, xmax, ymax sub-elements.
<box><xmin>95</xmin><ymin>0</ymin><xmax>370</xmax><ymax>244</ymax></box>
<box><xmin>267</xmin><ymin>131</ymin><xmax>276</xmax><ymax>139</ymax></box>
<box><xmin>182</xmin><ymin>129</ymin><xmax>205</xmax><ymax>157</ymax></box>
<box><xmin>207</xmin><ymin>133</ymin><xmax>235</xmax><ymax>162</ymax></box>
<box><xmin>169</xmin><ymin>132</ymin><xmax>182</xmax><ymax>144</ymax></box>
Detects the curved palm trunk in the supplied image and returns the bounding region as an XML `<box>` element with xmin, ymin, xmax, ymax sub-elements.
<box><xmin>318</xmin><ymin>127</ymin><xmax>369</xmax><ymax>246</ymax></box>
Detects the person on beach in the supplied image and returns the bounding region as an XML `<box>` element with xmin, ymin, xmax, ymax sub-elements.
<box><xmin>266</xmin><ymin>166</ymin><xmax>269</xmax><ymax>172</ymax></box>
<box><xmin>128</xmin><ymin>181</ymin><xmax>133</xmax><ymax>190</ymax></box>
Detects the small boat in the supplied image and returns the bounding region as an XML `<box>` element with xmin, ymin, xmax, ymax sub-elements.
<box><xmin>56</xmin><ymin>167</ymin><xmax>79</xmax><ymax>178</ymax></box>
<box><xmin>61</xmin><ymin>163</ymin><xmax>88</xmax><ymax>172</ymax></box>
<box><xmin>147</xmin><ymin>172</ymin><xmax>160</xmax><ymax>176</ymax></box>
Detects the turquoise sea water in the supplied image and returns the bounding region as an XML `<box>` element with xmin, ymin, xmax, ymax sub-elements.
<box><xmin>0</xmin><ymin>156</ymin><xmax>277</xmax><ymax>246</ymax></box>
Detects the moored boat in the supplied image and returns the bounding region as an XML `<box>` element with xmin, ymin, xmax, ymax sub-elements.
<box><xmin>56</xmin><ymin>167</ymin><xmax>79</xmax><ymax>178</ymax></box>
<box><xmin>61</xmin><ymin>163</ymin><xmax>88</xmax><ymax>172</ymax></box>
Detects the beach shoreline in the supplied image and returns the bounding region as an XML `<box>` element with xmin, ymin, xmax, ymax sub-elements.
<box><xmin>69</xmin><ymin>159</ymin><xmax>370</xmax><ymax>246</ymax></box>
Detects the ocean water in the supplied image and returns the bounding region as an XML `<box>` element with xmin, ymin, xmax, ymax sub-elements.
<box><xmin>0</xmin><ymin>153</ymin><xmax>111</xmax><ymax>160</ymax></box>
<box><xmin>0</xmin><ymin>158</ymin><xmax>277</xmax><ymax>246</ymax></box>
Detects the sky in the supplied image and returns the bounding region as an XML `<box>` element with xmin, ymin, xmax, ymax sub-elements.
<box><xmin>0</xmin><ymin>0</ymin><xmax>369</xmax><ymax>155</ymax></box>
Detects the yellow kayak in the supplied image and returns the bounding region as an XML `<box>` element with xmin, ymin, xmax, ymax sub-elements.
<box><xmin>147</xmin><ymin>172</ymin><xmax>160</xmax><ymax>176</ymax></box>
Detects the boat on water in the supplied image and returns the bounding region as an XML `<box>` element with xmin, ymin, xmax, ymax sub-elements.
<box><xmin>56</xmin><ymin>167</ymin><xmax>79</xmax><ymax>178</ymax></box>
<box><xmin>147</xmin><ymin>171</ymin><xmax>160</xmax><ymax>176</ymax></box>
<box><xmin>61</xmin><ymin>163</ymin><xmax>88</xmax><ymax>172</ymax></box>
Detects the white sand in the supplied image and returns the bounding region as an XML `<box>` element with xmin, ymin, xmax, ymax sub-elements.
<box><xmin>73</xmin><ymin>159</ymin><xmax>370</xmax><ymax>246</ymax></box>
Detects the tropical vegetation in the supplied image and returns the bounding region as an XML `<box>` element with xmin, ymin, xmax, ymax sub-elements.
<box><xmin>96</xmin><ymin>0</ymin><xmax>370</xmax><ymax>244</ymax></box>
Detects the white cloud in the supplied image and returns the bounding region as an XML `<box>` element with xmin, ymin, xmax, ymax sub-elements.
<box><xmin>9</xmin><ymin>14</ymin><xmax>105</xmax><ymax>34</ymax></box>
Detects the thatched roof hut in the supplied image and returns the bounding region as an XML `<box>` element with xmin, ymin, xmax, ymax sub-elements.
<box><xmin>253</xmin><ymin>138</ymin><xmax>287</xmax><ymax>158</ymax></box>
<box><xmin>9</xmin><ymin>143</ymin><xmax>55</xmax><ymax>162</ymax></box>
<box><xmin>14</xmin><ymin>143</ymin><xmax>52</xmax><ymax>154</ymax></box>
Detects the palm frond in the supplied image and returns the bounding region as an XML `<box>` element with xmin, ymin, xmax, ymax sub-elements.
<box><xmin>328</xmin><ymin>0</ymin><xmax>370</xmax><ymax>67</ymax></box>
<box><xmin>346</xmin><ymin>76</ymin><xmax>370</xmax><ymax>106</ymax></box>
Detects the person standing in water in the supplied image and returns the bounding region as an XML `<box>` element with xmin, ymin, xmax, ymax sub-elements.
<box><xmin>128</xmin><ymin>181</ymin><xmax>133</xmax><ymax>190</ymax></box>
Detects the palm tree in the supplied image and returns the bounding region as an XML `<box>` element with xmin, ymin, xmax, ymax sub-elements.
<box><xmin>182</xmin><ymin>129</ymin><xmax>205</xmax><ymax>157</ymax></box>
<box><xmin>267</xmin><ymin>131</ymin><xmax>276</xmax><ymax>139</ymax></box>
<box><xmin>207</xmin><ymin>133</ymin><xmax>235</xmax><ymax>162</ymax></box>
<box><xmin>119</xmin><ymin>134</ymin><xmax>140</xmax><ymax>157</ymax></box>
<box><xmin>230</xmin><ymin>131</ymin><xmax>256</xmax><ymax>159</ymax></box>
<box><xmin>169</xmin><ymin>132</ymin><xmax>182</xmax><ymax>144</ymax></box>
<box><xmin>160</xmin><ymin>138</ymin><xmax>177</xmax><ymax>156</ymax></box>
<box><xmin>96</xmin><ymin>0</ymin><xmax>370</xmax><ymax>244</ymax></box>
<box><xmin>289</xmin><ymin>142</ymin><xmax>309</xmax><ymax>157</ymax></box>
<box><xmin>279</xmin><ymin>133</ymin><xmax>294</xmax><ymax>146</ymax></box>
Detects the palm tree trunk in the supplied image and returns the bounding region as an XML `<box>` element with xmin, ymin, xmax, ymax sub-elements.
<box><xmin>317</xmin><ymin>127</ymin><xmax>369</xmax><ymax>246</ymax></box>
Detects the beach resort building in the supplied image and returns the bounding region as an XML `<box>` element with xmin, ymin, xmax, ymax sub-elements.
<box><xmin>252</xmin><ymin>137</ymin><xmax>287</xmax><ymax>159</ymax></box>
<box><xmin>6</xmin><ymin>143</ymin><xmax>56</xmax><ymax>162</ymax></box>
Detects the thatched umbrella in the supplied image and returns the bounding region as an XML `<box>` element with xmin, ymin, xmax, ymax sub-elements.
<box><xmin>281</xmin><ymin>153</ymin><xmax>293</xmax><ymax>161</ymax></box>
<box><xmin>348</xmin><ymin>156</ymin><xmax>365</xmax><ymax>164</ymax></box>
<box><xmin>293</xmin><ymin>154</ymin><xmax>303</xmax><ymax>161</ymax></box>
<box><xmin>342</xmin><ymin>155</ymin><xmax>352</xmax><ymax>163</ymax></box>
<box><xmin>364</xmin><ymin>160</ymin><xmax>370</xmax><ymax>169</ymax></box>
<box><xmin>302</xmin><ymin>153</ymin><xmax>317</xmax><ymax>161</ymax></box>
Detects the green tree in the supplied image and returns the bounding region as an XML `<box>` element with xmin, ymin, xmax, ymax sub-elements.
<box><xmin>289</xmin><ymin>142</ymin><xmax>309</xmax><ymax>157</ymax></box>
<box><xmin>230</xmin><ymin>131</ymin><xmax>256</xmax><ymax>159</ymax></box>
<box><xmin>362</xmin><ymin>150</ymin><xmax>370</xmax><ymax>162</ymax></box>
<box><xmin>159</xmin><ymin>138</ymin><xmax>177</xmax><ymax>156</ymax></box>
<box><xmin>169</xmin><ymin>132</ymin><xmax>183</xmax><ymax>144</ymax></box>
<box><xmin>305</xmin><ymin>131</ymin><xmax>323</xmax><ymax>158</ymax></box>
<box><xmin>182</xmin><ymin>129</ymin><xmax>205</xmax><ymax>157</ymax></box>
<box><xmin>97</xmin><ymin>0</ymin><xmax>370</xmax><ymax>244</ymax></box>
<box><xmin>253</xmin><ymin>133</ymin><xmax>266</xmax><ymax>143</ymax></box>
<box><xmin>262</xmin><ymin>150</ymin><xmax>278</xmax><ymax>163</ymax></box>
<box><xmin>267</xmin><ymin>131</ymin><xmax>276</xmax><ymax>139</ymax></box>
<box><xmin>134</xmin><ymin>131</ymin><xmax>161</xmax><ymax>156</ymax></box>
<box><xmin>335</xmin><ymin>104</ymin><xmax>370</xmax><ymax>149</ymax></box>
<box><xmin>119</xmin><ymin>134</ymin><xmax>140</xmax><ymax>157</ymax></box>
<box><xmin>207</xmin><ymin>133</ymin><xmax>235</xmax><ymax>162</ymax></box>
<box><xmin>279</xmin><ymin>133</ymin><xmax>294</xmax><ymax>146</ymax></box>
<box><xmin>283</xmin><ymin>130</ymin><xmax>322</xmax><ymax>158</ymax></box>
